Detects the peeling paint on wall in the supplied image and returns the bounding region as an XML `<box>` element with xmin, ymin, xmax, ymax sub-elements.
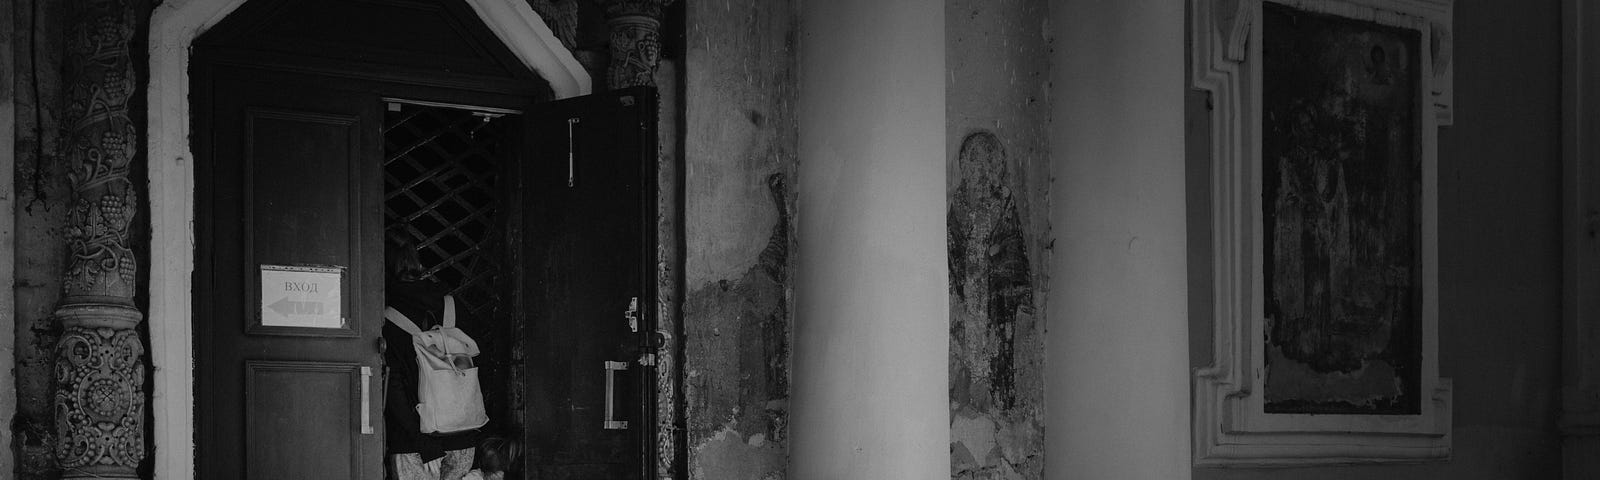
<box><xmin>948</xmin><ymin>132</ymin><xmax>1043</xmax><ymax>480</ymax></box>
<box><xmin>1260</xmin><ymin>4</ymin><xmax>1422</xmax><ymax>415</ymax></box>
<box><xmin>683</xmin><ymin>174</ymin><xmax>791</xmax><ymax>480</ymax></box>
<box><xmin>684</xmin><ymin>0</ymin><xmax>797</xmax><ymax>477</ymax></box>
<box><xmin>947</xmin><ymin>1</ymin><xmax>1050</xmax><ymax>478</ymax></box>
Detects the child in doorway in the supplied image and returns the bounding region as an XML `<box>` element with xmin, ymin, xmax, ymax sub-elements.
<box><xmin>462</xmin><ymin>435</ymin><xmax>520</xmax><ymax>480</ymax></box>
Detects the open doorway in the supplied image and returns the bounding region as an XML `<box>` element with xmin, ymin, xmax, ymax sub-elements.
<box><xmin>382</xmin><ymin>101</ymin><xmax>522</xmax><ymax>433</ymax></box>
<box><xmin>381</xmin><ymin>101</ymin><xmax>523</xmax><ymax>477</ymax></box>
<box><xmin>186</xmin><ymin>1</ymin><xmax>660</xmax><ymax>478</ymax></box>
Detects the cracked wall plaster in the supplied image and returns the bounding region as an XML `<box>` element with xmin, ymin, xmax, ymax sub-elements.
<box><xmin>685</xmin><ymin>1</ymin><xmax>797</xmax><ymax>478</ymax></box>
<box><xmin>947</xmin><ymin>1</ymin><xmax>1051</xmax><ymax>478</ymax></box>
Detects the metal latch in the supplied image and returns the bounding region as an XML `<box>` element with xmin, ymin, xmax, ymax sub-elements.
<box><xmin>625</xmin><ymin>297</ymin><xmax>639</xmax><ymax>333</ymax></box>
<box><xmin>638</xmin><ymin>353</ymin><xmax>656</xmax><ymax>366</ymax></box>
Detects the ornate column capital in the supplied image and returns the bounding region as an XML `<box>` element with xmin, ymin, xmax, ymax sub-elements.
<box><xmin>595</xmin><ymin>0</ymin><xmax>676</xmax><ymax>90</ymax></box>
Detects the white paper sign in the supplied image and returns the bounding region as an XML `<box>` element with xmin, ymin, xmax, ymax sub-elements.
<box><xmin>260</xmin><ymin>265</ymin><xmax>343</xmax><ymax>328</ymax></box>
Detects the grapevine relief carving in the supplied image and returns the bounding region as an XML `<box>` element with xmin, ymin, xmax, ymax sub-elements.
<box><xmin>52</xmin><ymin>0</ymin><xmax>148</xmax><ymax>477</ymax></box>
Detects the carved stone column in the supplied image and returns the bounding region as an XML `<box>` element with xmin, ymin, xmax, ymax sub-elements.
<box><xmin>598</xmin><ymin>0</ymin><xmax>674</xmax><ymax>89</ymax></box>
<box><xmin>52</xmin><ymin>0</ymin><xmax>147</xmax><ymax>478</ymax></box>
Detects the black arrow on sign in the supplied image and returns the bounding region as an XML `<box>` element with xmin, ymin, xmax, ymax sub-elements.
<box><xmin>268</xmin><ymin>297</ymin><xmax>326</xmax><ymax>316</ymax></box>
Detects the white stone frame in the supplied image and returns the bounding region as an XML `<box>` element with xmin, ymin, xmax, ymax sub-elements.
<box><xmin>146</xmin><ymin>1</ymin><xmax>589</xmax><ymax>478</ymax></box>
<box><xmin>1190</xmin><ymin>0</ymin><xmax>1454</xmax><ymax>466</ymax></box>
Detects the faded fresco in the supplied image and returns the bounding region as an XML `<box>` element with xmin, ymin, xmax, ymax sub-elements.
<box><xmin>1261</xmin><ymin>3</ymin><xmax>1423</xmax><ymax>415</ymax></box>
<box><xmin>946</xmin><ymin>0</ymin><xmax>1050</xmax><ymax>477</ymax></box>
<box><xmin>948</xmin><ymin>132</ymin><xmax>1043</xmax><ymax>479</ymax></box>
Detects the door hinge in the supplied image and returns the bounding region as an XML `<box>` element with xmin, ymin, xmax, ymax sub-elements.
<box><xmin>625</xmin><ymin>297</ymin><xmax>639</xmax><ymax>333</ymax></box>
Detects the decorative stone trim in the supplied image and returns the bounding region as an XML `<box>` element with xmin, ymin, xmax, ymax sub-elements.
<box><xmin>54</xmin><ymin>0</ymin><xmax>148</xmax><ymax>478</ymax></box>
<box><xmin>1190</xmin><ymin>0</ymin><xmax>1455</xmax><ymax>467</ymax></box>
<box><xmin>599</xmin><ymin>0</ymin><xmax>673</xmax><ymax>90</ymax></box>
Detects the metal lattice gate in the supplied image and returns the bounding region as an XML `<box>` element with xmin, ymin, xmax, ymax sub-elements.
<box><xmin>382</xmin><ymin>102</ymin><xmax>523</xmax><ymax>430</ymax></box>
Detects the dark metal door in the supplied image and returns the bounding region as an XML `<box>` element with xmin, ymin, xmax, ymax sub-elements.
<box><xmin>193</xmin><ymin>64</ymin><xmax>386</xmax><ymax>480</ymax></box>
<box><xmin>520</xmin><ymin>87</ymin><xmax>659</xmax><ymax>479</ymax></box>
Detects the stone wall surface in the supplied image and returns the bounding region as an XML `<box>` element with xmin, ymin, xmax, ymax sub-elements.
<box><xmin>946</xmin><ymin>1</ymin><xmax>1051</xmax><ymax>479</ymax></box>
<box><xmin>10</xmin><ymin>1</ymin><xmax>70</xmax><ymax>478</ymax></box>
<box><xmin>0</xmin><ymin>0</ymin><xmax>15</xmax><ymax>471</ymax></box>
<box><xmin>682</xmin><ymin>1</ymin><xmax>797</xmax><ymax>479</ymax></box>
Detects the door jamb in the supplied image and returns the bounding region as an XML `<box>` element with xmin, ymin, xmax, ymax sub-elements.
<box><xmin>146</xmin><ymin>1</ymin><xmax>588</xmax><ymax>477</ymax></box>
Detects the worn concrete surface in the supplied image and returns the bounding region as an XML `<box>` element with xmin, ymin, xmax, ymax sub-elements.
<box><xmin>683</xmin><ymin>1</ymin><xmax>796</xmax><ymax>478</ymax></box>
<box><xmin>946</xmin><ymin>1</ymin><xmax>1050</xmax><ymax>478</ymax></box>
<box><xmin>10</xmin><ymin>1</ymin><xmax>69</xmax><ymax>478</ymax></box>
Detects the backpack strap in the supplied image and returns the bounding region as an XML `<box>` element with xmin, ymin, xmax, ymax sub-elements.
<box><xmin>383</xmin><ymin>307</ymin><xmax>423</xmax><ymax>335</ymax></box>
<box><xmin>443</xmin><ymin>295</ymin><xmax>457</xmax><ymax>328</ymax></box>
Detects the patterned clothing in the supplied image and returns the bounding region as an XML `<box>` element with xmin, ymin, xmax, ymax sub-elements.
<box><xmin>390</xmin><ymin>447</ymin><xmax>475</xmax><ymax>480</ymax></box>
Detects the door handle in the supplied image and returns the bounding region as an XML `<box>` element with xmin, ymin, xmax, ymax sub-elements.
<box><xmin>566</xmin><ymin>117</ymin><xmax>579</xmax><ymax>188</ymax></box>
<box><xmin>603</xmin><ymin>361</ymin><xmax>629</xmax><ymax>430</ymax></box>
<box><xmin>360</xmin><ymin>366</ymin><xmax>374</xmax><ymax>434</ymax></box>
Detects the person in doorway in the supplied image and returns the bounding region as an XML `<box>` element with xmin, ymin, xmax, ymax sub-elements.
<box><xmin>461</xmin><ymin>434</ymin><xmax>521</xmax><ymax>480</ymax></box>
<box><xmin>385</xmin><ymin>236</ymin><xmax>477</xmax><ymax>480</ymax></box>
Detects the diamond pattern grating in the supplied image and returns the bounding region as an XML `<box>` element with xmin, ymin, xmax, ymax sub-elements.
<box><xmin>383</xmin><ymin>105</ymin><xmax>506</xmax><ymax>319</ymax></box>
<box><xmin>383</xmin><ymin>103</ymin><xmax>520</xmax><ymax>429</ymax></box>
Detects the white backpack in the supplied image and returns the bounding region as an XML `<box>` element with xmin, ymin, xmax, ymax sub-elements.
<box><xmin>384</xmin><ymin>295</ymin><xmax>489</xmax><ymax>434</ymax></box>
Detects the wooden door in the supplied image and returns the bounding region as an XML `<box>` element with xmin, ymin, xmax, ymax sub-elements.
<box><xmin>520</xmin><ymin>87</ymin><xmax>659</xmax><ymax>479</ymax></box>
<box><xmin>194</xmin><ymin>64</ymin><xmax>386</xmax><ymax>480</ymax></box>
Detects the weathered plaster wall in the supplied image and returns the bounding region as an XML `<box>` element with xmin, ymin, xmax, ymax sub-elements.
<box><xmin>9</xmin><ymin>1</ymin><xmax>70</xmax><ymax>478</ymax></box>
<box><xmin>682</xmin><ymin>1</ymin><xmax>796</xmax><ymax>479</ymax></box>
<box><xmin>945</xmin><ymin>1</ymin><xmax>1051</xmax><ymax>478</ymax></box>
<box><xmin>1189</xmin><ymin>0</ymin><xmax>1566</xmax><ymax>478</ymax></box>
<box><xmin>1</xmin><ymin>0</ymin><xmax>17</xmax><ymax>474</ymax></box>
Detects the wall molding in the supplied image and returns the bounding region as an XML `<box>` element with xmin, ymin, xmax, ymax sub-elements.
<box><xmin>1191</xmin><ymin>0</ymin><xmax>1454</xmax><ymax>467</ymax></box>
<box><xmin>146</xmin><ymin>1</ymin><xmax>587</xmax><ymax>477</ymax></box>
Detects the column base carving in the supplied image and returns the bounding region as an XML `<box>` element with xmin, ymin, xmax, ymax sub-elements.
<box><xmin>54</xmin><ymin>316</ymin><xmax>146</xmax><ymax>480</ymax></box>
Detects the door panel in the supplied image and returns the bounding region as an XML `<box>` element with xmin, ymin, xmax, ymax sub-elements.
<box><xmin>246</xmin><ymin>109</ymin><xmax>359</xmax><ymax>271</ymax></box>
<box><xmin>194</xmin><ymin>64</ymin><xmax>385</xmax><ymax>480</ymax></box>
<box><xmin>244</xmin><ymin>108</ymin><xmax>363</xmax><ymax>337</ymax></box>
<box><xmin>521</xmin><ymin>87</ymin><xmax>659</xmax><ymax>479</ymax></box>
<box><xmin>244</xmin><ymin>361</ymin><xmax>366</xmax><ymax>479</ymax></box>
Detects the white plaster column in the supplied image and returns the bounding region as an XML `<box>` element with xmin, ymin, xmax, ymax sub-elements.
<box><xmin>1046</xmin><ymin>1</ymin><xmax>1190</xmax><ymax>479</ymax></box>
<box><xmin>789</xmin><ymin>0</ymin><xmax>947</xmax><ymax>478</ymax></box>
